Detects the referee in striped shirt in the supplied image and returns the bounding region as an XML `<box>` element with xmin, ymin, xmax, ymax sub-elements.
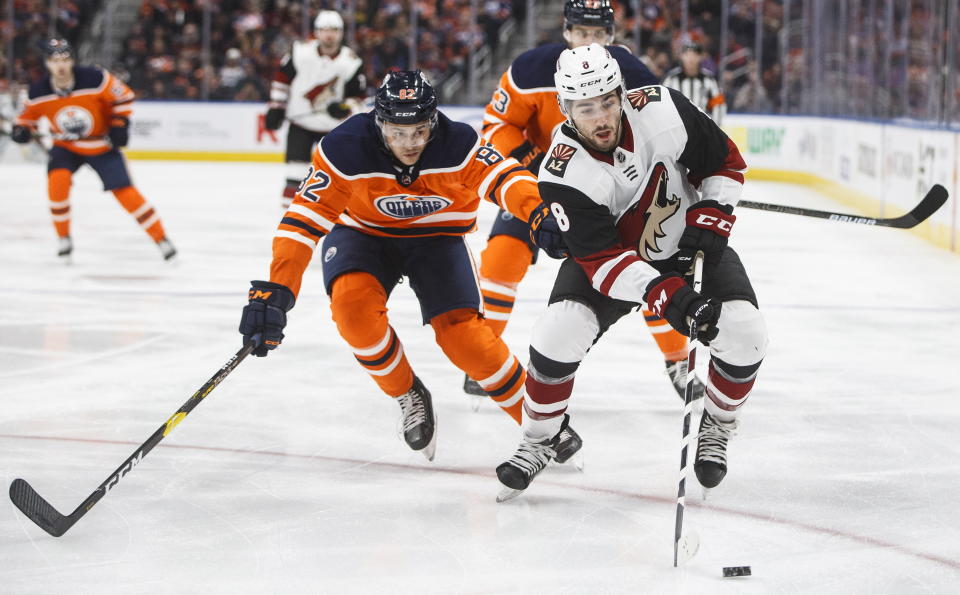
<box><xmin>662</xmin><ymin>41</ymin><xmax>726</xmax><ymax>123</ymax></box>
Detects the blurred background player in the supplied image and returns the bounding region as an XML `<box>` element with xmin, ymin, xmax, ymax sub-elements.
<box><xmin>475</xmin><ymin>0</ymin><xmax>699</xmax><ymax>403</ymax></box>
<box><xmin>12</xmin><ymin>38</ymin><xmax>175</xmax><ymax>262</ymax></box>
<box><xmin>240</xmin><ymin>71</ymin><xmax>580</xmax><ymax>464</ymax></box>
<box><xmin>496</xmin><ymin>45</ymin><xmax>767</xmax><ymax>501</ymax></box>
<box><xmin>662</xmin><ymin>39</ymin><xmax>726</xmax><ymax>124</ymax></box>
<box><xmin>265</xmin><ymin>10</ymin><xmax>366</xmax><ymax>209</ymax></box>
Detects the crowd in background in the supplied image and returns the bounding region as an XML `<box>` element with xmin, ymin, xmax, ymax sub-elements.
<box><xmin>2</xmin><ymin>0</ymin><xmax>958</xmax><ymax>123</ymax></box>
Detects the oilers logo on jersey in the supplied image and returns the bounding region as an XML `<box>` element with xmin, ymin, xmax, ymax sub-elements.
<box><xmin>375</xmin><ymin>195</ymin><xmax>452</xmax><ymax>219</ymax></box>
<box><xmin>54</xmin><ymin>105</ymin><xmax>94</xmax><ymax>138</ymax></box>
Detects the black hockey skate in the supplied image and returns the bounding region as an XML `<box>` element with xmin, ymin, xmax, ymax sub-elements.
<box><xmin>666</xmin><ymin>358</ymin><xmax>705</xmax><ymax>404</ymax></box>
<box><xmin>694</xmin><ymin>410</ymin><xmax>738</xmax><ymax>489</ymax></box>
<box><xmin>496</xmin><ymin>414</ymin><xmax>581</xmax><ymax>502</ymax></box>
<box><xmin>462</xmin><ymin>373</ymin><xmax>486</xmax><ymax>411</ymax></box>
<box><xmin>156</xmin><ymin>238</ymin><xmax>177</xmax><ymax>261</ymax></box>
<box><xmin>396</xmin><ymin>376</ymin><xmax>437</xmax><ymax>461</ymax></box>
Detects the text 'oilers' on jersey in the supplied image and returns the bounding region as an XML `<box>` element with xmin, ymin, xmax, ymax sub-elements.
<box><xmin>15</xmin><ymin>66</ymin><xmax>135</xmax><ymax>155</ymax></box>
<box><xmin>269</xmin><ymin>111</ymin><xmax>542</xmax><ymax>295</ymax></box>
<box><xmin>537</xmin><ymin>85</ymin><xmax>747</xmax><ymax>304</ymax></box>
<box><xmin>481</xmin><ymin>43</ymin><xmax>658</xmax><ymax>161</ymax></box>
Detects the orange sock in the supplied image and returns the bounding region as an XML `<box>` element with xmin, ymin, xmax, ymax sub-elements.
<box><xmin>643</xmin><ymin>309</ymin><xmax>689</xmax><ymax>361</ymax></box>
<box><xmin>478</xmin><ymin>235</ymin><xmax>533</xmax><ymax>337</ymax></box>
<box><xmin>112</xmin><ymin>186</ymin><xmax>167</xmax><ymax>242</ymax></box>
<box><xmin>330</xmin><ymin>272</ymin><xmax>415</xmax><ymax>397</ymax></box>
<box><xmin>431</xmin><ymin>308</ymin><xmax>524</xmax><ymax>423</ymax></box>
<box><xmin>47</xmin><ymin>169</ymin><xmax>72</xmax><ymax>238</ymax></box>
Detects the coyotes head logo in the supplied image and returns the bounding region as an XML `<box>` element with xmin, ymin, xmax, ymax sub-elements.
<box><xmin>616</xmin><ymin>162</ymin><xmax>681</xmax><ymax>260</ymax></box>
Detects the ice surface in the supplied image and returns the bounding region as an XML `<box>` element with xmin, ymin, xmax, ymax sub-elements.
<box><xmin>1</xmin><ymin>160</ymin><xmax>959</xmax><ymax>593</ymax></box>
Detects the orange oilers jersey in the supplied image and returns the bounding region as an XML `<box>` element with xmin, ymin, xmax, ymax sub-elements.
<box><xmin>269</xmin><ymin>111</ymin><xmax>542</xmax><ymax>296</ymax></box>
<box><xmin>15</xmin><ymin>66</ymin><xmax>135</xmax><ymax>156</ymax></box>
<box><xmin>481</xmin><ymin>43</ymin><xmax>659</xmax><ymax>159</ymax></box>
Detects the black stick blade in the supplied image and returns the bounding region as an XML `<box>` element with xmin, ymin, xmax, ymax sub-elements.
<box><xmin>9</xmin><ymin>479</ymin><xmax>71</xmax><ymax>537</ymax></box>
<box><xmin>896</xmin><ymin>183</ymin><xmax>949</xmax><ymax>228</ymax></box>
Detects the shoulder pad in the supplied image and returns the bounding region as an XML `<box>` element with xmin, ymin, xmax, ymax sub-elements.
<box><xmin>418</xmin><ymin>112</ymin><xmax>480</xmax><ymax>169</ymax></box>
<box><xmin>28</xmin><ymin>78</ymin><xmax>54</xmax><ymax>99</ymax></box>
<box><xmin>319</xmin><ymin>112</ymin><xmax>392</xmax><ymax>176</ymax></box>
<box><xmin>509</xmin><ymin>43</ymin><xmax>565</xmax><ymax>90</ymax></box>
<box><xmin>73</xmin><ymin>66</ymin><xmax>105</xmax><ymax>90</ymax></box>
<box><xmin>608</xmin><ymin>45</ymin><xmax>659</xmax><ymax>87</ymax></box>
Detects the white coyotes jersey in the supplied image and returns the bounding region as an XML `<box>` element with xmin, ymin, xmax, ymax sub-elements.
<box><xmin>537</xmin><ymin>85</ymin><xmax>746</xmax><ymax>304</ymax></box>
<box><xmin>286</xmin><ymin>41</ymin><xmax>363</xmax><ymax>131</ymax></box>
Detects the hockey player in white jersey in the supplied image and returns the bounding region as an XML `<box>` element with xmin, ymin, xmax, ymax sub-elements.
<box><xmin>497</xmin><ymin>44</ymin><xmax>768</xmax><ymax>501</ymax></box>
<box><xmin>265</xmin><ymin>10</ymin><xmax>366</xmax><ymax>208</ymax></box>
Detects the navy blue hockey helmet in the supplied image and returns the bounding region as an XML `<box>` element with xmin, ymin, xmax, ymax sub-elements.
<box><xmin>42</xmin><ymin>38</ymin><xmax>74</xmax><ymax>59</ymax></box>
<box><xmin>564</xmin><ymin>0</ymin><xmax>615</xmax><ymax>30</ymax></box>
<box><xmin>374</xmin><ymin>70</ymin><xmax>438</xmax><ymax>127</ymax></box>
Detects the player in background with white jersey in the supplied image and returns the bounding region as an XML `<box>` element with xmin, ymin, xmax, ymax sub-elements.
<box><xmin>12</xmin><ymin>39</ymin><xmax>176</xmax><ymax>262</ymax></box>
<box><xmin>496</xmin><ymin>45</ymin><xmax>768</xmax><ymax>501</ymax></box>
<box><xmin>239</xmin><ymin>71</ymin><xmax>581</xmax><ymax>464</ymax></box>
<box><xmin>265</xmin><ymin>10</ymin><xmax>366</xmax><ymax>209</ymax></box>
<box><xmin>475</xmin><ymin>0</ymin><xmax>699</xmax><ymax>405</ymax></box>
<box><xmin>662</xmin><ymin>40</ymin><xmax>726</xmax><ymax>124</ymax></box>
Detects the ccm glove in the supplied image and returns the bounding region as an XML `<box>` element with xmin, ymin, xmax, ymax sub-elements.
<box><xmin>326</xmin><ymin>101</ymin><xmax>352</xmax><ymax>119</ymax></box>
<box><xmin>509</xmin><ymin>140</ymin><xmax>546</xmax><ymax>173</ymax></box>
<box><xmin>108</xmin><ymin>124</ymin><xmax>129</xmax><ymax>148</ymax></box>
<box><xmin>239</xmin><ymin>281</ymin><xmax>296</xmax><ymax>356</ymax></box>
<box><xmin>264</xmin><ymin>106</ymin><xmax>286</xmax><ymax>131</ymax></box>
<box><xmin>676</xmin><ymin>199</ymin><xmax>736</xmax><ymax>273</ymax></box>
<box><xmin>528</xmin><ymin>202</ymin><xmax>569</xmax><ymax>259</ymax></box>
<box><xmin>644</xmin><ymin>273</ymin><xmax>722</xmax><ymax>344</ymax></box>
<box><xmin>11</xmin><ymin>125</ymin><xmax>32</xmax><ymax>144</ymax></box>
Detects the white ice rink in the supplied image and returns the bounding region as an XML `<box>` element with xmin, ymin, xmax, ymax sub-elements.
<box><xmin>1</xmin><ymin>159</ymin><xmax>959</xmax><ymax>594</ymax></box>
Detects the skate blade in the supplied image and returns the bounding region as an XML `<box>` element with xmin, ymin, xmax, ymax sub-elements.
<box><xmin>676</xmin><ymin>529</ymin><xmax>701</xmax><ymax>565</ymax></box>
<box><xmin>567</xmin><ymin>451</ymin><xmax>585</xmax><ymax>472</ymax></box>
<box><xmin>496</xmin><ymin>486</ymin><xmax>524</xmax><ymax>503</ymax></box>
<box><xmin>701</xmin><ymin>486</ymin><xmax>711</xmax><ymax>500</ymax></box>
<box><xmin>59</xmin><ymin>255</ymin><xmax>73</xmax><ymax>265</ymax></box>
<box><xmin>470</xmin><ymin>395</ymin><xmax>482</xmax><ymax>412</ymax></box>
<box><xmin>419</xmin><ymin>414</ymin><xmax>438</xmax><ymax>462</ymax></box>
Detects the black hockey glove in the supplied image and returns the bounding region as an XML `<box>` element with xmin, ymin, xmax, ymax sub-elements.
<box><xmin>264</xmin><ymin>106</ymin><xmax>286</xmax><ymax>131</ymax></box>
<box><xmin>528</xmin><ymin>202</ymin><xmax>569</xmax><ymax>259</ymax></box>
<box><xmin>11</xmin><ymin>125</ymin><xmax>32</xmax><ymax>144</ymax></box>
<box><xmin>239</xmin><ymin>281</ymin><xmax>296</xmax><ymax>357</ymax></box>
<box><xmin>108</xmin><ymin>123</ymin><xmax>129</xmax><ymax>148</ymax></box>
<box><xmin>644</xmin><ymin>273</ymin><xmax>722</xmax><ymax>344</ymax></box>
<box><xmin>676</xmin><ymin>199</ymin><xmax>736</xmax><ymax>274</ymax></box>
<box><xmin>509</xmin><ymin>140</ymin><xmax>545</xmax><ymax>173</ymax></box>
<box><xmin>326</xmin><ymin>101</ymin><xmax>352</xmax><ymax>119</ymax></box>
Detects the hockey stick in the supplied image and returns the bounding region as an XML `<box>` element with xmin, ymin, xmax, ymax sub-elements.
<box><xmin>737</xmin><ymin>183</ymin><xmax>948</xmax><ymax>228</ymax></box>
<box><xmin>673</xmin><ymin>251</ymin><xmax>704</xmax><ymax>567</ymax></box>
<box><xmin>9</xmin><ymin>343</ymin><xmax>254</xmax><ymax>537</ymax></box>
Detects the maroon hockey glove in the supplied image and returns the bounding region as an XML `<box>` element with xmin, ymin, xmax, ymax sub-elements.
<box><xmin>644</xmin><ymin>273</ymin><xmax>722</xmax><ymax>344</ymax></box>
<box><xmin>528</xmin><ymin>202</ymin><xmax>569</xmax><ymax>259</ymax></box>
<box><xmin>676</xmin><ymin>199</ymin><xmax>736</xmax><ymax>273</ymax></box>
<box><xmin>509</xmin><ymin>141</ymin><xmax>546</xmax><ymax>173</ymax></box>
<box><xmin>239</xmin><ymin>281</ymin><xmax>296</xmax><ymax>356</ymax></box>
<box><xmin>265</xmin><ymin>107</ymin><xmax>286</xmax><ymax>131</ymax></box>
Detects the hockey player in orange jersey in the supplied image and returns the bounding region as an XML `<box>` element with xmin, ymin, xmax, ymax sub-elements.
<box><xmin>474</xmin><ymin>0</ymin><xmax>700</xmax><ymax>402</ymax></box>
<box><xmin>11</xmin><ymin>39</ymin><xmax>176</xmax><ymax>262</ymax></box>
<box><xmin>239</xmin><ymin>71</ymin><xmax>582</xmax><ymax>462</ymax></box>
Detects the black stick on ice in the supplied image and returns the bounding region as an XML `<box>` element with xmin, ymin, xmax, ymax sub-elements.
<box><xmin>9</xmin><ymin>343</ymin><xmax>254</xmax><ymax>537</ymax></box>
<box><xmin>737</xmin><ymin>183</ymin><xmax>948</xmax><ymax>228</ymax></box>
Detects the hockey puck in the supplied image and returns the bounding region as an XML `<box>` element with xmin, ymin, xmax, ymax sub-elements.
<box><xmin>722</xmin><ymin>566</ymin><xmax>751</xmax><ymax>578</ymax></box>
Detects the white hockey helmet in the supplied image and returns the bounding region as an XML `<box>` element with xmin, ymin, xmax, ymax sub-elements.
<box><xmin>314</xmin><ymin>10</ymin><xmax>344</xmax><ymax>31</ymax></box>
<box><xmin>555</xmin><ymin>43</ymin><xmax>624</xmax><ymax>104</ymax></box>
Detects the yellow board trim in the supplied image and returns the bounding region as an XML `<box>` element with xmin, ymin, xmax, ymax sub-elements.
<box><xmin>126</xmin><ymin>150</ymin><xmax>284</xmax><ymax>162</ymax></box>
<box><xmin>745</xmin><ymin>168</ymin><xmax>958</xmax><ymax>253</ymax></box>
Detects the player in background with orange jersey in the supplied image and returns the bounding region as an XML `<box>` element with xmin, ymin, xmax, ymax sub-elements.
<box><xmin>12</xmin><ymin>39</ymin><xmax>176</xmax><ymax>262</ymax></box>
<box><xmin>475</xmin><ymin>0</ymin><xmax>701</xmax><ymax>403</ymax></box>
<box><xmin>239</xmin><ymin>71</ymin><xmax>582</xmax><ymax>463</ymax></box>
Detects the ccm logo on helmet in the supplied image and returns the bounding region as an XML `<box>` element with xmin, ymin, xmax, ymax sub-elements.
<box><xmin>695</xmin><ymin>213</ymin><xmax>734</xmax><ymax>233</ymax></box>
<box><xmin>579</xmin><ymin>79</ymin><xmax>602</xmax><ymax>87</ymax></box>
